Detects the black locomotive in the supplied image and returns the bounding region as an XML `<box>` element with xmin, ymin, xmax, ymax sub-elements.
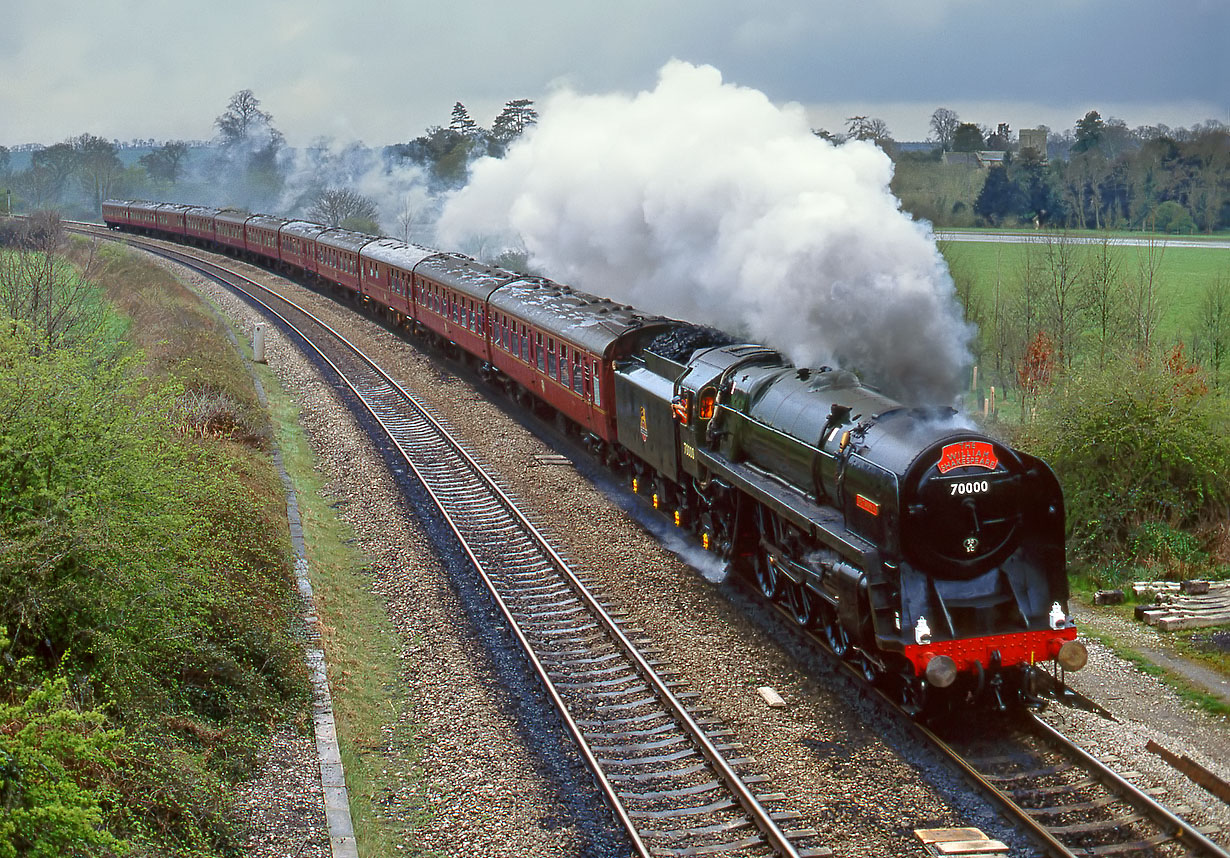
<box><xmin>616</xmin><ymin>325</ymin><xmax>1085</xmax><ymax>710</ymax></box>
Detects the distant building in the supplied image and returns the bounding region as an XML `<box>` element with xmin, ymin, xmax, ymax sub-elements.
<box><xmin>941</xmin><ymin>150</ymin><xmax>1006</xmax><ymax>169</ymax></box>
<box><xmin>942</xmin><ymin>151</ymin><xmax>980</xmax><ymax>167</ymax></box>
<box><xmin>1019</xmin><ymin>127</ymin><xmax>1048</xmax><ymax>160</ymax></box>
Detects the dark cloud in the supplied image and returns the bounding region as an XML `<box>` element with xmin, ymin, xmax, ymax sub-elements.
<box><xmin>1</xmin><ymin>0</ymin><xmax>1223</xmax><ymax>145</ymax></box>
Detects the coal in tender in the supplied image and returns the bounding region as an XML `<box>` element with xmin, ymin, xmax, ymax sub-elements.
<box><xmin>647</xmin><ymin>324</ymin><xmax>738</xmax><ymax>363</ymax></box>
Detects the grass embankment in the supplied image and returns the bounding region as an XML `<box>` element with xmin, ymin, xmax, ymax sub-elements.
<box><xmin>0</xmin><ymin>237</ymin><xmax>349</xmax><ymax>856</ymax></box>
<box><xmin>0</xmin><ymin>237</ymin><xmax>314</xmax><ymax>855</ymax></box>
<box><xmin>95</xmin><ymin>238</ymin><xmax>432</xmax><ymax>855</ymax></box>
<box><xmin>255</xmin><ymin>370</ymin><xmax>432</xmax><ymax>856</ymax></box>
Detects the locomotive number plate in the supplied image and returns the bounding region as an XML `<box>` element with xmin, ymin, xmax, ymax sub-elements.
<box><xmin>949</xmin><ymin>479</ymin><xmax>991</xmax><ymax>496</ymax></box>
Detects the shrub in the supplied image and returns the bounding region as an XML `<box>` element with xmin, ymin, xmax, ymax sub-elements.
<box><xmin>0</xmin><ymin>253</ymin><xmax>307</xmax><ymax>854</ymax></box>
<box><xmin>1015</xmin><ymin>351</ymin><xmax>1230</xmax><ymax>575</ymax></box>
<box><xmin>0</xmin><ymin>639</ymin><xmax>128</xmax><ymax>858</ymax></box>
<box><xmin>1152</xmin><ymin>200</ymin><xmax>1196</xmax><ymax>234</ymax></box>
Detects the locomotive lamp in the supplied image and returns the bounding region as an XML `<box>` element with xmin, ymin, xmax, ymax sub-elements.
<box><xmin>1048</xmin><ymin>602</ymin><xmax>1067</xmax><ymax>629</ymax></box>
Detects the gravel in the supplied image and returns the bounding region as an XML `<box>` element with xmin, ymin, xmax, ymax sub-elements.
<box><xmin>151</xmin><ymin>246</ymin><xmax>1230</xmax><ymax>856</ymax></box>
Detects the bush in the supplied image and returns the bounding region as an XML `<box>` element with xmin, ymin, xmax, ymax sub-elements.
<box><xmin>1152</xmin><ymin>200</ymin><xmax>1196</xmax><ymax>234</ymax></box>
<box><xmin>0</xmin><ymin>253</ymin><xmax>307</xmax><ymax>854</ymax></box>
<box><xmin>1015</xmin><ymin>351</ymin><xmax>1230</xmax><ymax>575</ymax></box>
<box><xmin>0</xmin><ymin>667</ymin><xmax>128</xmax><ymax>858</ymax></box>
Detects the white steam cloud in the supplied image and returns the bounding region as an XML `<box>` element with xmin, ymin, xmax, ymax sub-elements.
<box><xmin>276</xmin><ymin>139</ymin><xmax>437</xmax><ymax>240</ymax></box>
<box><xmin>437</xmin><ymin>61</ymin><xmax>972</xmax><ymax>403</ymax></box>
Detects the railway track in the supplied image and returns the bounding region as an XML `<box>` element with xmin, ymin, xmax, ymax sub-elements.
<box><xmin>93</xmin><ymin>230</ymin><xmax>830</xmax><ymax>858</ymax></box>
<box><xmin>927</xmin><ymin>710</ymin><xmax>1228</xmax><ymax>857</ymax></box>
<box><xmin>772</xmin><ymin>600</ymin><xmax>1230</xmax><ymax>858</ymax></box>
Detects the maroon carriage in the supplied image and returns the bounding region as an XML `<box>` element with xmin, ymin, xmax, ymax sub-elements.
<box><xmin>358</xmin><ymin>238</ymin><xmax>441</xmax><ymax>323</ymax></box>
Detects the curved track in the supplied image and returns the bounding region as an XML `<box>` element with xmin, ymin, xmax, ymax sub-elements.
<box><xmin>94</xmin><ymin>229</ymin><xmax>830</xmax><ymax>858</ymax></box>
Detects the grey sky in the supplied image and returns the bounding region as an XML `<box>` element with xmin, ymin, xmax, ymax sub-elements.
<box><xmin>3</xmin><ymin>0</ymin><xmax>1226</xmax><ymax>147</ymax></box>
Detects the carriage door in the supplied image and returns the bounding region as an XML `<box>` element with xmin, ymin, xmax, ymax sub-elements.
<box><xmin>584</xmin><ymin>360</ymin><xmax>594</xmax><ymax>416</ymax></box>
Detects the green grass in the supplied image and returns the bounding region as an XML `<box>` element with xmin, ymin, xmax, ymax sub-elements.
<box><xmin>940</xmin><ymin>239</ymin><xmax>1230</xmax><ymax>348</ymax></box>
<box><xmin>1174</xmin><ymin>624</ymin><xmax>1230</xmax><ymax>677</ymax></box>
<box><xmin>251</xmin><ymin>357</ymin><xmax>436</xmax><ymax>858</ymax></box>
<box><xmin>938</xmin><ymin>226</ymin><xmax>1230</xmax><ymax>241</ymax></box>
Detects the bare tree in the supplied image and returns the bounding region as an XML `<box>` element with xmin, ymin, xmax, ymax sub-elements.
<box><xmin>1000</xmin><ymin>238</ymin><xmax>1048</xmax><ymax>396</ymax></box>
<box><xmin>1192</xmin><ymin>272</ymin><xmax>1230</xmax><ymax>387</ymax></box>
<box><xmin>929</xmin><ymin>108</ymin><xmax>959</xmax><ymax>151</ymax></box>
<box><xmin>308</xmin><ymin>188</ymin><xmax>379</xmax><ymax>228</ymax></box>
<box><xmin>215</xmin><ymin>89</ymin><xmax>278</xmax><ymax>146</ymax></box>
<box><xmin>1131</xmin><ymin>234</ymin><xmax>1167</xmax><ymax>353</ymax></box>
<box><xmin>395</xmin><ymin>192</ymin><xmax>436</xmax><ymax>244</ymax></box>
<box><xmin>1041</xmin><ymin>235</ymin><xmax>1082</xmax><ymax>366</ymax></box>
<box><xmin>1082</xmin><ymin>235</ymin><xmax>1128</xmax><ymax>367</ymax></box>
<box><xmin>845</xmin><ymin>116</ymin><xmax>893</xmax><ymax>149</ymax></box>
<box><xmin>0</xmin><ymin>212</ymin><xmax>106</xmax><ymax>348</ymax></box>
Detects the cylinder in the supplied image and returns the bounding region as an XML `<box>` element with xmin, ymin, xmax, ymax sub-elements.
<box><xmin>253</xmin><ymin>322</ymin><xmax>267</xmax><ymax>364</ymax></box>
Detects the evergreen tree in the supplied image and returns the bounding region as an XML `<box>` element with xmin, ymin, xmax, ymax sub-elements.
<box><xmin>974</xmin><ymin>166</ymin><xmax>1024</xmax><ymax>224</ymax></box>
<box><xmin>952</xmin><ymin>123</ymin><xmax>985</xmax><ymax>152</ymax></box>
<box><xmin>449</xmin><ymin>102</ymin><xmax>478</xmax><ymax>136</ymax></box>
<box><xmin>1072</xmin><ymin>110</ymin><xmax>1105</xmax><ymax>154</ymax></box>
<box><xmin>491</xmin><ymin>98</ymin><xmax>538</xmax><ymax>143</ymax></box>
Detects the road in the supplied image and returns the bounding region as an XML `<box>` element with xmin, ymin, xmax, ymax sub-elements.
<box><xmin>934</xmin><ymin>230</ymin><xmax>1230</xmax><ymax>251</ymax></box>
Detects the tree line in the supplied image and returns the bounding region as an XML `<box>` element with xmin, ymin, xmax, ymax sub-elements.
<box><xmin>0</xmin><ymin>90</ymin><xmax>538</xmax><ymax>225</ymax></box>
<box><xmin>888</xmin><ymin>108</ymin><xmax>1229</xmax><ymax>233</ymax></box>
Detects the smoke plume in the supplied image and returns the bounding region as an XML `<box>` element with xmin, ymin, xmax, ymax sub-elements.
<box><xmin>437</xmin><ymin>61</ymin><xmax>972</xmax><ymax>403</ymax></box>
<box><xmin>275</xmin><ymin>140</ymin><xmax>437</xmax><ymax>240</ymax></box>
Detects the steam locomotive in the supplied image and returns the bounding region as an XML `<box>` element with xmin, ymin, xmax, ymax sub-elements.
<box><xmin>102</xmin><ymin>199</ymin><xmax>1087</xmax><ymax>712</ymax></box>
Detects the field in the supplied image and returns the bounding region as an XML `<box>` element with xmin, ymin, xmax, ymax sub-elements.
<box><xmin>938</xmin><ymin>236</ymin><xmax>1230</xmax><ymax>357</ymax></box>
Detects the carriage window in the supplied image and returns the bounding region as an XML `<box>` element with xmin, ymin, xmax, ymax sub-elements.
<box><xmin>547</xmin><ymin>338</ymin><xmax>557</xmax><ymax>379</ymax></box>
<box><xmin>592</xmin><ymin>360</ymin><xmax>602</xmax><ymax>406</ymax></box>
<box><xmin>560</xmin><ymin>346</ymin><xmax>569</xmax><ymax>387</ymax></box>
<box><xmin>573</xmin><ymin>353</ymin><xmax>584</xmax><ymax>394</ymax></box>
<box><xmin>520</xmin><ymin>326</ymin><xmax>529</xmax><ymax>362</ymax></box>
<box><xmin>536</xmin><ymin>333</ymin><xmax>545</xmax><ymax>372</ymax></box>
